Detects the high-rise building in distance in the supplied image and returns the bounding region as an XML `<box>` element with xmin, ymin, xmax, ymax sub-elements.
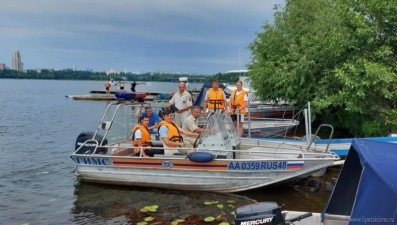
<box><xmin>0</xmin><ymin>63</ymin><xmax>6</xmax><ymax>70</ymax></box>
<box><xmin>12</xmin><ymin>50</ymin><xmax>23</xmax><ymax>72</ymax></box>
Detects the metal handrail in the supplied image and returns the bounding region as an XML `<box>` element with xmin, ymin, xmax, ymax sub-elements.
<box><xmin>75</xmin><ymin>140</ymin><xmax>339</xmax><ymax>160</ymax></box>
<box><xmin>306</xmin><ymin>124</ymin><xmax>334</xmax><ymax>153</ymax></box>
<box><xmin>73</xmin><ymin>139</ymin><xmax>99</xmax><ymax>154</ymax></box>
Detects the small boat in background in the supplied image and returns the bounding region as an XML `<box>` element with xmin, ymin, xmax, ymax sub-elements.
<box><xmin>231</xmin><ymin>138</ymin><xmax>397</xmax><ymax>225</ymax></box>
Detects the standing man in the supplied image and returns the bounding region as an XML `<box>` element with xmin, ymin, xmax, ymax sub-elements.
<box><xmin>119</xmin><ymin>81</ymin><xmax>125</xmax><ymax>92</ymax></box>
<box><xmin>131</xmin><ymin>81</ymin><xmax>138</xmax><ymax>92</ymax></box>
<box><xmin>104</xmin><ymin>81</ymin><xmax>111</xmax><ymax>96</ymax></box>
<box><xmin>229</xmin><ymin>80</ymin><xmax>248</xmax><ymax>137</ymax></box>
<box><xmin>131</xmin><ymin>116</ymin><xmax>152</xmax><ymax>157</ymax></box>
<box><xmin>203</xmin><ymin>80</ymin><xmax>228</xmax><ymax>118</ymax></box>
<box><xmin>158</xmin><ymin>108</ymin><xmax>198</xmax><ymax>155</ymax></box>
<box><xmin>181</xmin><ymin>106</ymin><xmax>204</xmax><ymax>146</ymax></box>
<box><xmin>134</xmin><ymin>105</ymin><xmax>160</xmax><ymax>134</ymax></box>
<box><xmin>167</xmin><ymin>82</ymin><xmax>193</xmax><ymax>127</ymax></box>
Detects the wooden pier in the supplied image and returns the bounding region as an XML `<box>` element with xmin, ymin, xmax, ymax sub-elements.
<box><xmin>89</xmin><ymin>90</ymin><xmax>200</xmax><ymax>96</ymax></box>
<box><xmin>66</xmin><ymin>94</ymin><xmax>171</xmax><ymax>102</ymax></box>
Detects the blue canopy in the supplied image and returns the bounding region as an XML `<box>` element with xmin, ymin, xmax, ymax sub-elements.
<box><xmin>322</xmin><ymin>138</ymin><xmax>397</xmax><ymax>224</ymax></box>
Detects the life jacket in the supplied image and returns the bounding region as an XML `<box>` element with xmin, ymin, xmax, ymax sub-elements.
<box><xmin>230</xmin><ymin>89</ymin><xmax>248</xmax><ymax>114</ymax></box>
<box><xmin>131</xmin><ymin>124</ymin><xmax>152</xmax><ymax>153</ymax></box>
<box><xmin>207</xmin><ymin>88</ymin><xmax>225</xmax><ymax>110</ymax></box>
<box><xmin>157</xmin><ymin>120</ymin><xmax>183</xmax><ymax>148</ymax></box>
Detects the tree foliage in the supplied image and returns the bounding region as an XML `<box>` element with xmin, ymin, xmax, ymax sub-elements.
<box><xmin>248</xmin><ymin>0</ymin><xmax>397</xmax><ymax>136</ymax></box>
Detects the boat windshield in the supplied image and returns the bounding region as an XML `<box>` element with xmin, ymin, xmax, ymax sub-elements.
<box><xmin>197</xmin><ymin>111</ymin><xmax>234</xmax><ymax>150</ymax></box>
<box><xmin>95</xmin><ymin>103</ymin><xmax>139</xmax><ymax>145</ymax></box>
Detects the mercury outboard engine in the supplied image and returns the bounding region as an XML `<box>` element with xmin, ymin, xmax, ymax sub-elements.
<box><xmin>235</xmin><ymin>202</ymin><xmax>312</xmax><ymax>225</ymax></box>
<box><xmin>74</xmin><ymin>132</ymin><xmax>108</xmax><ymax>155</ymax></box>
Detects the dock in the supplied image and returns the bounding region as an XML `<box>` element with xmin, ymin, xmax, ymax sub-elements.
<box><xmin>66</xmin><ymin>94</ymin><xmax>172</xmax><ymax>103</ymax></box>
<box><xmin>68</xmin><ymin>95</ymin><xmax>119</xmax><ymax>101</ymax></box>
<box><xmin>89</xmin><ymin>90</ymin><xmax>200</xmax><ymax>96</ymax></box>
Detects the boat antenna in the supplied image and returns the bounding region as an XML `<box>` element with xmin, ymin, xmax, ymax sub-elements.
<box><xmin>239</xmin><ymin>49</ymin><xmax>242</xmax><ymax>78</ymax></box>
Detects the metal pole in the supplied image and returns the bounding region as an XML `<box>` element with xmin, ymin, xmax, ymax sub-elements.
<box><xmin>304</xmin><ymin>109</ymin><xmax>309</xmax><ymax>145</ymax></box>
<box><xmin>308</xmin><ymin>102</ymin><xmax>312</xmax><ymax>142</ymax></box>
<box><xmin>126</xmin><ymin>105</ymin><xmax>129</xmax><ymax>139</ymax></box>
<box><xmin>248</xmin><ymin>96</ymin><xmax>251</xmax><ymax>138</ymax></box>
<box><xmin>237</xmin><ymin>108</ymin><xmax>240</xmax><ymax>138</ymax></box>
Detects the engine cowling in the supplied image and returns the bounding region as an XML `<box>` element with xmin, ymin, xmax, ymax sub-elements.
<box><xmin>75</xmin><ymin>132</ymin><xmax>108</xmax><ymax>155</ymax></box>
<box><xmin>235</xmin><ymin>202</ymin><xmax>285</xmax><ymax>225</ymax></box>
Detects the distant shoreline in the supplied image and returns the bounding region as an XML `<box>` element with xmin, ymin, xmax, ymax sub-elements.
<box><xmin>0</xmin><ymin>77</ymin><xmax>206</xmax><ymax>83</ymax></box>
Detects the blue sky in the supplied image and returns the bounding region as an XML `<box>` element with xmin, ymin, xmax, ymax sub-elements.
<box><xmin>0</xmin><ymin>0</ymin><xmax>283</xmax><ymax>74</ymax></box>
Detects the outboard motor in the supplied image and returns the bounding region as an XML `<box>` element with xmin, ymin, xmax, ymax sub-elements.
<box><xmin>235</xmin><ymin>202</ymin><xmax>312</xmax><ymax>225</ymax></box>
<box><xmin>74</xmin><ymin>132</ymin><xmax>108</xmax><ymax>155</ymax></box>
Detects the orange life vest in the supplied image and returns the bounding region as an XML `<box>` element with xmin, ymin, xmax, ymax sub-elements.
<box><xmin>131</xmin><ymin>124</ymin><xmax>152</xmax><ymax>153</ymax></box>
<box><xmin>230</xmin><ymin>89</ymin><xmax>248</xmax><ymax>114</ymax></box>
<box><xmin>207</xmin><ymin>88</ymin><xmax>225</xmax><ymax>109</ymax></box>
<box><xmin>158</xmin><ymin>120</ymin><xmax>183</xmax><ymax>148</ymax></box>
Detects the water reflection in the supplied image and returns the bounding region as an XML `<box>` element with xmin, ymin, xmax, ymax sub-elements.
<box><xmin>70</xmin><ymin>168</ymin><xmax>342</xmax><ymax>225</ymax></box>
<box><xmin>241</xmin><ymin>167</ymin><xmax>340</xmax><ymax>213</ymax></box>
<box><xmin>71</xmin><ymin>182</ymin><xmax>255</xmax><ymax>225</ymax></box>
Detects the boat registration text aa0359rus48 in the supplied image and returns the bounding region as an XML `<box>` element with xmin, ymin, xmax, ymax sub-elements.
<box><xmin>227</xmin><ymin>161</ymin><xmax>304</xmax><ymax>171</ymax></box>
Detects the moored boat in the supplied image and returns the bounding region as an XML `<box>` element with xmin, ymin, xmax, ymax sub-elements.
<box><xmin>71</xmin><ymin>102</ymin><xmax>338</xmax><ymax>193</ymax></box>
<box><xmin>238</xmin><ymin>138</ymin><xmax>397</xmax><ymax>225</ymax></box>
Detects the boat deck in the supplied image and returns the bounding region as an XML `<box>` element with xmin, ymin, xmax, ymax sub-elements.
<box><xmin>284</xmin><ymin>211</ymin><xmax>321</xmax><ymax>225</ymax></box>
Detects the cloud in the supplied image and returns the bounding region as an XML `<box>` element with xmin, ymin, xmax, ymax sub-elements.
<box><xmin>0</xmin><ymin>0</ymin><xmax>282</xmax><ymax>20</ymax></box>
<box><xmin>0</xmin><ymin>0</ymin><xmax>284</xmax><ymax>74</ymax></box>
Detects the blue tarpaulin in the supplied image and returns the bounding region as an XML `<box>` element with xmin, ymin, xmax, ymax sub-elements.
<box><xmin>322</xmin><ymin>138</ymin><xmax>397</xmax><ymax>224</ymax></box>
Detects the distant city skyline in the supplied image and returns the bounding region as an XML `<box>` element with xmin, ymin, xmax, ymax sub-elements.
<box><xmin>0</xmin><ymin>0</ymin><xmax>284</xmax><ymax>74</ymax></box>
<box><xmin>12</xmin><ymin>50</ymin><xmax>23</xmax><ymax>72</ymax></box>
<box><xmin>0</xmin><ymin>49</ymin><xmax>235</xmax><ymax>75</ymax></box>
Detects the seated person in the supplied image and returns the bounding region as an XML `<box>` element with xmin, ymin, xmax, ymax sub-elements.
<box><xmin>131</xmin><ymin>116</ymin><xmax>152</xmax><ymax>157</ymax></box>
<box><xmin>181</xmin><ymin>106</ymin><xmax>204</xmax><ymax>146</ymax></box>
<box><xmin>134</xmin><ymin>104</ymin><xmax>160</xmax><ymax>134</ymax></box>
<box><xmin>158</xmin><ymin>108</ymin><xmax>198</xmax><ymax>155</ymax></box>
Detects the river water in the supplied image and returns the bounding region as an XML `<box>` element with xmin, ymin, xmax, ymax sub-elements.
<box><xmin>0</xmin><ymin>79</ymin><xmax>339</xmax><ymax>225</ymax></box>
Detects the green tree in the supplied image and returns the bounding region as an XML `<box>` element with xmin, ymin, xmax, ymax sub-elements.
<box><xmin>248</xmin><ymin>0</ymin><xmax>397</xmax><ymax>136</ymax></box>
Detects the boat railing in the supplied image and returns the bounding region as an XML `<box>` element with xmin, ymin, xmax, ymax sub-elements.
<box><xmin>73</xmin><ymin>139</ymin><xmax>100</xmax><ymax>154</ymax></box>
<box><xmin>74</xmin><ymin>141</ymin><xmax>339</xmax><ymax>161</ymax></box>
<box><xmin>306</xmin><ymin>124</ymin><xmax>334</xmax><ymax>153</ymax></box>
<box><xmin>240</xmin><ymin>138</ymin><xmax>333</xmax><ymax>158</ymax></box>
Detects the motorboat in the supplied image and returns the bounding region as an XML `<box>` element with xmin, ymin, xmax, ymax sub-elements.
<box><xmin>70</xmin><ymin>102</ymin><xmax>338</xmax><ymax>193</ymax></box>
<box><xmin>234</xmin><ymin>138</ymin><xmax>397</xmax><ymax>224</ymax></box>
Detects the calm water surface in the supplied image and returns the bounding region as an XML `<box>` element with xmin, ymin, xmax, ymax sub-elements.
<box><xmin>0</xmin><ymin>79</ymin><xmax>339</xmax><ymax>225</ymax></box>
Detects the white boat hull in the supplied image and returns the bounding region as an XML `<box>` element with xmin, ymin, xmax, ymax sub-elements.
<box><xmin>72</xmin><ymin>154</ymin><xmax>334</xmax><ymax>193</ymax></box>
<box><xmin>71</xmin><ymin>103</ymin><xmax>338</xmax><ymax>193</ymax></box>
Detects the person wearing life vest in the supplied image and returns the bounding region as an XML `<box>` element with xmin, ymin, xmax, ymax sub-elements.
<box><xmin>229</xmin><ymin>80</ymin><xmax>248</xmax><ymax>137</ymax></box>
<box><xmin>158</xmin><ymin>108</ymin><xmax>198</xmax><ymax>155</ymax></box>
<box><xmin>203</xmin><ymin>79</ymin><xmax>228</xmax><ymax>118</ymax></box>
<box><xmin>131</xmin><ymin>116</ymin><xmax>152</xmax><ymax>157</ymax></box>
<box><xmin>134</xmin><ymin>105</ymin><xmax>160</xmax><ymax>134</ymax></box>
